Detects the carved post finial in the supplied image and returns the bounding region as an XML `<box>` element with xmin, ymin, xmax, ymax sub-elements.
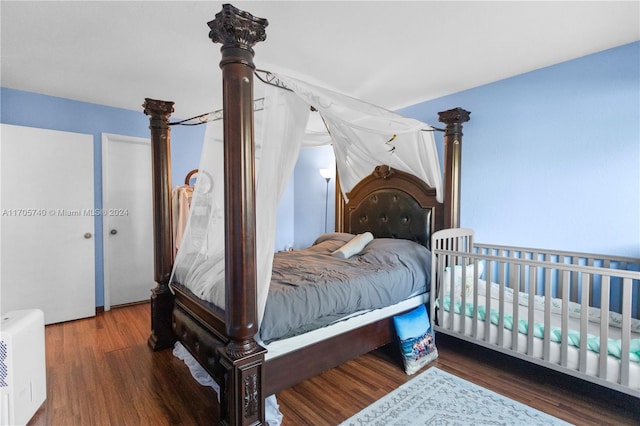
<box><xmin>143</xmin><ymin>98</ymin><xmax>175</xmax><ymax>119</ymax></box>
<box><xmin>438</xmin><ymin>107</ymin><xmax>471</xmax><ymax>129</ymax></box>
<box><xmin>208</xmin><ymin>3</ymin><xmax>268</xmax><ymax>57</ymax></box>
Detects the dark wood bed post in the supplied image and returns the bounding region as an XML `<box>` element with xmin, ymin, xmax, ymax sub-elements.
<box><xmin>143</xmin><ymin>98</ymin><xmax>176</xmax><ymax>351</ymax></box>
<box><xmin>439</xmin><ymin>107</ymin><xmax>471</xmax><ymax>229</ymax></box>
<box><xmin>208</xmin><ymin>4</ymin><xmax>268</xmax><ymax>426</ymax></box>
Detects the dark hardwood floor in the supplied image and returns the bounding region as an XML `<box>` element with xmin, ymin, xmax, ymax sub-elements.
<box><xmin>28</xmin><ymin>302</ymin><xmax>639</xmax><ymax>426</ymax></box>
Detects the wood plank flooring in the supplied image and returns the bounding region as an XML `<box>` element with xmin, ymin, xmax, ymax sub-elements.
<box><xmin>28</xmin><ymin>302</ymin><xmax>639</xmax><ymax>425</ymax></box>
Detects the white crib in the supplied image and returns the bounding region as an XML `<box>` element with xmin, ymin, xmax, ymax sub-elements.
<box><xmin>430</xmin><ymin>228</ymin><xmax>640</xmax><ymax>398</ymax></box>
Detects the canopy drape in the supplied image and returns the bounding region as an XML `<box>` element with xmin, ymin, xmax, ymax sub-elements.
<box><xmin>172</xmin><ymin>75</ymin><xmax>442</xmax><ymax>328</ymax></box>
<box><xmin>276</xmin><ymin>73</ymin><xmax>443</xmax><ymax>203</ymax></box>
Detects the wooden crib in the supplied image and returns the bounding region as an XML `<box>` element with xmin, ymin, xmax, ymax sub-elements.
<box><xmin>431</xmin><ymin>228</ymin><xmax>640</xmax><ymax>398</ymax></box>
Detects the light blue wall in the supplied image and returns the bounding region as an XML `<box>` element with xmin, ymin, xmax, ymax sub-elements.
<box><xmin>1</xmin><ymin>88</ymin><xmax>205</xmax><ymax>306</ymax></box>
<box><xmin>275</xmin><ymin>179</ymin><xmax>295</xmax><ymax>251</ymax></box>
<box><xmin>292</xmin><ymin>145</ymin><xmax>336</xmax><ymax>249</ymax></box>
<box><xmin>397</xmin><ymin>42</ymin><xmax>639</xmax><ymax>258</ymax></box>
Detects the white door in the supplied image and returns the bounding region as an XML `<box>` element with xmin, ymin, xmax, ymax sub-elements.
<box><xmin>0</xmin><ymin>124</ymin><xmax>95</xmax><ymax>324</ymax></box>
<box><xmin>102</xmin><ymin>133</ymin><xmax>154</xmax><ymax>308</ymax></box>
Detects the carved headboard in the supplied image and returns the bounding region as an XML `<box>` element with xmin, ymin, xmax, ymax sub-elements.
<box><xmin>342</xmin><ymin>165</ymin><xmax>444</xmax><ymax>249</ymax></box>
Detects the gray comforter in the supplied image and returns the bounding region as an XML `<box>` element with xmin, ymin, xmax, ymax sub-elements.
<box><xmin>260</xmin><ymin>233</ymin><xmax>431</xmax><ymax>343</ymax></box>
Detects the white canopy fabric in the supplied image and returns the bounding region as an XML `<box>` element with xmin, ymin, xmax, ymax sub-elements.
<box><xmin>171</xmin><ymin>75</ymin><xmax>442</xmax><ymax>327</ymax></box>
<box><xmin>172</xmin><ymin>85</ymin><xmax>309</xmax><ymax>324</ymax></box>
<box><xmin>276</xmin><ymin>73</ymin><xmax>443</xmax><ymax>203</ymax></box>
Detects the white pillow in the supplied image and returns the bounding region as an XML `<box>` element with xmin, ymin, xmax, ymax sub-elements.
<box><xmin>442</xmin><ymin>262</ymin><xmax>485</xmax><ymax>297</ymax></box>
<box><xmin>331</xmin><ymin>232</ymin><xmax>374</xmax><ymax>259</ymax></box>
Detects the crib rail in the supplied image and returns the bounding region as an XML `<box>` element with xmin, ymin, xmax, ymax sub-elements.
<box><xmin>431</xmin><ymin>228</ymin><xmax>640</xmax><ymax>397</ymax></box>
<box><xmin>474</xmin><ymin>242</ymin><xmax>640</xmax><ymax>319</ymax></box>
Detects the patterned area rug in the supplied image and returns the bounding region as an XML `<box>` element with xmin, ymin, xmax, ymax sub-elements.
<box><xmin>339</xmin><ymin>367</ymin><xmax>571</xmax><ymax>426</ymax></box>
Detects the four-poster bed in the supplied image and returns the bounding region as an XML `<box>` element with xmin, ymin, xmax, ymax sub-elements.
<box><xmin>143</xmin><ymin>4</ymin><xmax>470</xmax><ymax>425</ymax></box>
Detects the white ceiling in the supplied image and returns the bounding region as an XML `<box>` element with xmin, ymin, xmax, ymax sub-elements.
<box><xmin>2</xmin><ymin>1</ymin><xmax>638</xmax><ymax>118</ymax></box>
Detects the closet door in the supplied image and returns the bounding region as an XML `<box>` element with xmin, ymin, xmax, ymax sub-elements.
<box><xmin>0</xmin><ymin>124</ymin><xmax>95</xmax><ymax>324</ymax></box>
<box><xmin>102</xmin><ymin>133</ymin><xmax>154</xmax><ymax>308</ymax></box>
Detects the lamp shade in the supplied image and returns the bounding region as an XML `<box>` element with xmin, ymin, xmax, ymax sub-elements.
<box><xmin>319</xmin><ymin>168</ymin><xmax>334</xmax><ymax>180</ymax></box>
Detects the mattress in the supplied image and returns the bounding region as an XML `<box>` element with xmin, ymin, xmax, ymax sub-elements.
<box><xmin>438</xmin><ymin>289</ymin><xmax>640</xmax><ymax>390</ymax></box>
<box><xmin>261</xmin><ymin>233</ymin><xmax>431</xmax><ymax>342</ymax></box>
<box><xmin>175</xmin><ymin>232</ymin><xmax>432</xmax><ymax>343</ymax></box>
<box><xmin>263</xmin><ymin>291</ymin><xmax>430</xmax><ymax>360</ymax></box>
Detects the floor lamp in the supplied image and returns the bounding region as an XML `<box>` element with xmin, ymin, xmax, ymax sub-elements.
<box><xmin>320</xmin><ymin>168</ymin><xmax>333</xmax><ymax>233</ymax></box>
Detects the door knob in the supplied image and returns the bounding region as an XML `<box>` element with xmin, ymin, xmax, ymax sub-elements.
<box><xmin>110</xmin><ymin>229</ymin><xmax>118</xmax><ymax>235</ymax></box>
<box><xmin>84</xmin><ymin>233</ymin><xmax>92</xmax><ymax>239</ymax></box>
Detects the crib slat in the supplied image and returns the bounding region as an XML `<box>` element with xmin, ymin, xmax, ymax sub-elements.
<box><xmin>598</xmin><ymin>276</ymin><xmax>610</xmax><ymax>381</ymax></box>
<box><xmin>543</xmin><ymin>268</ymin><xmax>552</xmax><ymax>362</ymax></box>
<box><xmin>459</xmin><ymin>253</ymin><xmax>467</xmax><ymax>335</ymax></box>
<box><xmin>571</xmin><ymin>256</ymin><xmax>579</xmax><ymax>303</ymax></box>
<box><xmin>587</xmin><ymin>258</ymin><xmax>595</xmax><ymax>308</ymax></box>
<box><xmin>471</xmin><ymin>259</ymin><xmax>479</xmax><ymax>339</ymax></box>
<box><xmin>560</xmin><ymin>270</ymin><xmax>570</xmax><ymax>367</ymax></box>
<box><xmin>579</xmin><ymin>274</ymin><xmax>590</xmax><ymax>373</ymax></box>
<box><xmin>471</xmin><ymin>265</ymin><xmax>479</xmax><ymax>339</ymax></box>
<box><xmin>435</xmin><ymin>252</ymin><xmax>445</xmax><ymax>330</ymax></box>
<box><xmin>497</xmin><ymin>261</ymin><xmax>505</xmax><ymax>348</ymax></box>
<box><xmin>484</xmin><ymin>262</ymin><xmax>492</xmax><ymax>342</ymax></box>
<box><xmin>447</xmin><ymin>253</ymin><xmax>455</xmax><ymax>331</ymax></box>
<box><xmin>527</xmin><ymin>266</ymin><xmax>536</xmax><ymax>357</ymax></box>
<box><xmin>512</xmin><ymin>263</ymin><xmax>522</xmax><ymax>352</ymax></box>
<box><xmin>620</xmin><ymin>277</ymin><xmax>632</xmax><ymax>386</ymax></box>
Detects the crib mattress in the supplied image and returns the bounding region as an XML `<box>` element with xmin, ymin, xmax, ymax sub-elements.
<box><xmin>438</xmin><ymin>296</ymin><xmax>640</xmax><ymax>391</ymax></box>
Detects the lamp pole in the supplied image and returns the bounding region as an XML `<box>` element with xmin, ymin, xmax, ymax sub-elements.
<box><xmin>320</xmin><ymin>168</ymin><xmax>333</xmax><ymax>234</ymax></box>
<box><xmin>323</xmin><ymin>176</ymin><xmax>330</xmax><ymax>233</ymax></box>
